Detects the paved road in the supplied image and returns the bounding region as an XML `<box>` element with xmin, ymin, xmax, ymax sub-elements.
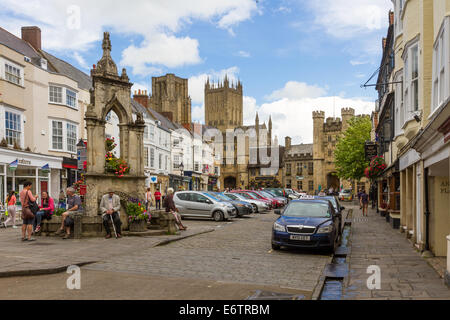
<box><xmin>0</xmin><ymin>211</ymin><xmax>332</xmax><ymax>299</ymax></box>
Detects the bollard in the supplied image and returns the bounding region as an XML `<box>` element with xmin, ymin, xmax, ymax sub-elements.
<box><xmin>73</xmin><ymin>212</ymin><xmax>83</xmax><ymax>239</ymax></box>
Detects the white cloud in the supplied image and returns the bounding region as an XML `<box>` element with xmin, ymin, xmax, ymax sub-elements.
<box><xmin>0</xmin><ymin>0</ymin><xmax>259</xmax><ymax>72</ymax></box>
<box><xmin>121</xmin><ymin>34</ymin><xmax>201</xmax><ymax>76</ymax></box>
<box><xmin>350</xmin><ymin>59</ymin><xmax>369</xmax><ymax>66</ymax></box>
<box><xmin>265</xmin><ymin>81</ymin><xmax>327</xmax><ymax>101</ymax></box>
<box><xmin>236</xmin><ymin>50</ymin><xmax>251</xmax><ymax>58</ymax></box>
<box><xmin>251</xmin><ymin>96</ymin><xmax>374</xmax><ymax>145</ymax></box>
<box><xmin>192</xmin><ymin>105</ymin><xmax>205</xmax><ymax>124</ymax></box>
<box><xmin>307</xmin><ymin>0</ymin><xmax>393</xmax><ymax>39</ymax></box>
<box><xmin>73</xmin><ymin>52</ymin><xmax>89</xmax><ymax>70</ymax></box>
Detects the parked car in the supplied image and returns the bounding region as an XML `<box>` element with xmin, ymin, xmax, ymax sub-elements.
<box><xmin>272</xmin><ymin>197</ymin><xmax>341</xmax><ymax>253</ymax></box>
<box><xmin>284</xmin><ymin>188</ymin><xmax>300</xmax><ymax>200</ymax></box>
<box><xmin>246</xmin><ymin>190</ymin><xmax>280</xmax><ymax>208</ymax></box>
<box><xmin>206</xmin><ymin>192</ymin><xmax>253</xmax><ymax>217</ymax></box>
<box><xmin>230</xmin><ymin>191</ymin><xmax>273</xmax><ymax>210</ymax></box>
<box><xmin>224</xmin><ymin>192</ymin><xmax>269</xmax><ymax>213</ymax></box>
<box><xmin>338</xmin><ymin>189</ymin><xmax>353</xmax><ymax>201</ymax></box>
<box><xmin>258</xmin><ymin>190</ymin><xmax>287</xmax><ymax>207</ymax></box>
<box><xmin>313</xmin><ymin>195</ymin><xmax>344</xmax><ymax>235</ymax></box>
<box><xmin>173</xmin><ymin>191</ymin><xmax>237</xmax><ymax>221</ymax></box>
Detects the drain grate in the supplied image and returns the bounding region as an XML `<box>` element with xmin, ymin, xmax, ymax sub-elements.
<box><xmin>27</xmin><ymin>242</ymin><xmax>55</xmax><ymax>246</ymax></box>
<box><xmin>246</xmin><ymin>290</ymin><xmax>305</xmax><ymax>300</ymax></box>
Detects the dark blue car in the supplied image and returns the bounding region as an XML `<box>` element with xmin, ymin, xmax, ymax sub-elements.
<box><xmin>271</xmin><ymin>198</ymin><xmax>341</xmax><ymax>253</ymax></box>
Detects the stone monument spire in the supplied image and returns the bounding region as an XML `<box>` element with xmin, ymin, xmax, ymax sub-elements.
<box><xmin>93</xmin><ymin>32</ymin><xmax>118</xmax><ymax>77</ymax></box>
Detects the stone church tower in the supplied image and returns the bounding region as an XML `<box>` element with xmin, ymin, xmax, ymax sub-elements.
<box><xmin>146</xmin><ymin>73</ymin><xmax>192</xmax><ymax>125</ymax></box>
<box><xmin>205</xmin><ymin>75</ymin><xmax>243</xmax><ymax>132</ymax></box>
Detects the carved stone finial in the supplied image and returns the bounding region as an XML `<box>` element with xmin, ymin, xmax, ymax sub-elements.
<box><xmin>93</xmin><ymin>31</ymin><xmax>118</xmax><ymax>76</ymax></box>
<box><xmin>120</xmin><ymin>68</ymin><xmax>129</xmax><ymax>81</ymax></box>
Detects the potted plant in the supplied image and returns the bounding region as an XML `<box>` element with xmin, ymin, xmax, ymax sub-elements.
<box><xmin>126</xmin><ymin>200</ymin><xmax>151</xmax><ymax>232</ymax></box>
<box><xmin>104</xmin><ymin>138</ymin><xmax>130</xmax><ymax>177</ymax></box>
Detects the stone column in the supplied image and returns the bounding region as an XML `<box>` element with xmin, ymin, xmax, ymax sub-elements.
<box><xmin>446</xmin><ymin>235</ymin><xmax>450</xmax><ymax>287</ymax></box>
<box><xmin>86</xmin><ymin>118</ymin><xmax>106</xmax><ymax>174</ymax></box>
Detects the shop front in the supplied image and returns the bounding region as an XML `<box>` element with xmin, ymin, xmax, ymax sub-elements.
<box><xmin>184</xmin><ymin>171</ymin><xmax>202</xmax><ymax>191</ymax></box>
<box><xmin>62</xmin><ymin>157</ymin><xmax>80</xmax><ymax>190</ymax></box>
<box><xmin>0</xmin><ymin>147</ymin><xmax>63</xmax><ymax>204</ymax></box>
<box><xmin>377</xmin><ymin>160</ymin><xmax>401</xmax><ymax>229</ymax></box>
<box><xmin>208</xmin><ymin>175</ymin><xmax>218</xmax><ymax>191</ymax></box>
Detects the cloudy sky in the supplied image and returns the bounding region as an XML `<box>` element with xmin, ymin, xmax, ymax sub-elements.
<box><xmin>1</xmin><ymin>0</ymin><xmax>392</xmax><ymax>144</ymax></box>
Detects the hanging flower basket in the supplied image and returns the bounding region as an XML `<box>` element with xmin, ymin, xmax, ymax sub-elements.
<box><xmin>365</xmin><ymin>156</ymin><xmax>387</xmax><ymax>180</ymax></box>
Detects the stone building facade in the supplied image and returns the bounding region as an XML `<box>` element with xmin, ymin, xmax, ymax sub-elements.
<box><xmin>282</xmin><ymin>137</ymin><xmax>314</xmax><ymax>192</ymax></box>
<box><xmin>134</xmin><ymin>73</ymin><xmax>191</xmax><ymax>126</ymax></box>
<box><xmin>312</xmin><ymin>108</ymin><xmax>370</xmax><ymax>193</ymax></box>
<box><xmin>205</xmin><ymin>75</ymin><xmax>243</xmax><ymax>132</ymax></box>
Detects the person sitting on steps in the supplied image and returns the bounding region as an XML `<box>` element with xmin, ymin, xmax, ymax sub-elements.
<box><xmin>55</xmin><ymin>187</ymin><xmax>81</xmax><ymax>239</ymax></box>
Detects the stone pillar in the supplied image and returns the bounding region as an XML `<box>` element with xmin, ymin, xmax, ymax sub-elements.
<box><xmin>86</xmin><ymin>118</ymin><xmax>106</xmax><ymax>174</ymax></box>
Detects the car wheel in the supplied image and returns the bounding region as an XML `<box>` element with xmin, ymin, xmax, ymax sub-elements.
<box><xmin>213</xmin><ymin>211</ymin><xmax>224</xmax><ymax>222</ymax></box>
<box><xmin>272</xmin><ymin>243</ymin><xmax>281</xmax><ymax>250</ymax></box>
<box><xmin>252</xmin><ymin>204</ymin><xmax>258</xmax><ymax>213</ymax></box>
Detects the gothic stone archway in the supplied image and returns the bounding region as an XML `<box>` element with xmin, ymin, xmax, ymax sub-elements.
<box><xmin>224</xmin><ymin>176</ymin><xmax>237</xmax><ymax>189</ymax></box>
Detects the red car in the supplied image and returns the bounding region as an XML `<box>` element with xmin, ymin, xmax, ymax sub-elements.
<box><xmin>251</xmin><ymin>190</ymin><xmax>285</xmax><ymax>208</ymax></box>
<box><xmin>231</xmin><ymin>191</ymin><xmax>273</xmax><ymax>209</ymax></box>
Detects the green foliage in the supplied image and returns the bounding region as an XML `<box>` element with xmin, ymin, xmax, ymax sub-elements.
<box><xmin>126</xmin><ymin>202</ymin><xmax>150</xmax><ymax>223</ymax></box>
<box><xmin>54</xmin><ymin>208</ymin><xmax>66</xmax><ymax>216</ymax></box>
<box><xmin>334</xmin><ymin>116</ymin><xmax>372</xmax><ymax>181</ymax></box>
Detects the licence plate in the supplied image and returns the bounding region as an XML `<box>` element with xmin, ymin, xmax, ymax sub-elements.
<box><xmin>290</xmin><ymin>235</ymin><xmax>311</xmax><ymax>241</ymax></box>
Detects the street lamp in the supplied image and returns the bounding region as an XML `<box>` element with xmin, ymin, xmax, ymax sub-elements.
<box><xmin>179</xmin><ymin>162</ymin><xmax>184</xmax><ymax>176</ymax></box>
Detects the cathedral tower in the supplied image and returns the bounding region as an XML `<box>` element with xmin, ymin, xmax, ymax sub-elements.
<box><xmin>148</xmin><ymin>73</ymin><xmax>191</xmax><ymax>125</ymax></box>
<box><xmin>205</xmin><ymin>75</ymin><xmax>243</xmax><ymax>132</ymax></box>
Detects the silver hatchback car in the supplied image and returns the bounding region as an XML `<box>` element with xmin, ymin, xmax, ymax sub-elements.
<box><xmin>174</xmin><ymin>191</ymin><xmax>237</xmax><ymax>221</ymax></box>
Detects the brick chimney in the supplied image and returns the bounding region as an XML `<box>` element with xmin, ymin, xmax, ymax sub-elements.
<box><xmin>132</xmin><ymin>89</ymin><xmax>149</xmax><ymax>108</ymax></box>
<box><xmin>21</xmin><ymin>26</ymin><xmax>41</xmax><ymax>51</ymax></box>
<box><xmin>389</xmin><ymin>10</ymin><xmax>394</xmax><ymax>26</ymax></box>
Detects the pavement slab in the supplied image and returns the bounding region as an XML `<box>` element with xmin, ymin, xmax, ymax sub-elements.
<box><xmin>342</xmin><ymin>204</ymin><xmax>450</xmax><ymax>300</ymax></box>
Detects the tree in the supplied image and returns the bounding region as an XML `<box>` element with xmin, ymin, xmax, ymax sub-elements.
<box><xmin>334</xmin><ymin>116</ymin><xmax>372</xmax><ymax>181</ymax></box>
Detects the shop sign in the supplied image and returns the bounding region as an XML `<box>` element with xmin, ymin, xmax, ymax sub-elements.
<box><xmin>18</xmin><ymin>159</ymin><xmax>32</xmax><ymax>165</ymax></box>
<box><xmin>149</xmin><ymin>176</ymin><xmax>158</xmax><ymax>183</ymax></box>
<box><xmin>365</xmin><ymin>142</ymin><xmax>378</xmax><ymax>162</ymax></box>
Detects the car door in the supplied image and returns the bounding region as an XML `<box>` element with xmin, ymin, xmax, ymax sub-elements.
<box><xmin>190</xmin><ymin>193</ymin><xmax>212</xmax><ymax>217</ymax></box>
<box><xmin>174</xmin><ymin>192</ymin><xmax>189</xmax><ymax>215</ymax></box>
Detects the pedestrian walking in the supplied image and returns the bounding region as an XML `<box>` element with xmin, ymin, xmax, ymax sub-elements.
<box><xmin>145</xmin><ymin>187</ymin><xmax>152</xmax><ymax>211</ymax></box>
<box><xmin>357</xmin><ymin>189</ymin><xmax>363</xmax><ymax>209</ymax></box>
<box><xmin>360</xmin><ymin>189</ymin><xmax>369</xmax><ymax>217</ymax></box>
<box><xmin>154</xmin><ymin>188</ymin><xmax>162</xmax><ymax>210</ymax></box>
<box><xmin>164</xmin><ymin>188</ymin><xmax>186</xmax><ymax>231</ymax></box>
<box><xmin>19</xmin><ymin>181</ymin><xmax>38</xmax><ymax>241</ymax></box>
<box><xmin>4</xmin><ymin>190</ymin><xmax>17</xmax><ymax>229</ymax></box>
<box><xmin>33</xmin><ymin>191</ymin><xmax>54</xmax><ymax>233</ymax></box>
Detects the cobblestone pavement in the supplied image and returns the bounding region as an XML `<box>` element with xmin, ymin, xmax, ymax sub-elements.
<box><xmin>342</xmin><ymin>204</ymin><xmax>450</xmax><ymax>300</ymax></box>
<box><xmin>0</xmin><ymin>220</ymin><xmax>215</xmax><ymax>276</ymax></box>
<box><xmin>85</xmin><ymin>213</ymin><xmax>332</xmax><ymax>295</ymax></box>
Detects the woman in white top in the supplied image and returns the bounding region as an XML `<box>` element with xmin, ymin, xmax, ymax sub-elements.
<box><xmin>145</xmin><ymin>187</ymin><xmax>152</xmax><ymax>211</ymax></box>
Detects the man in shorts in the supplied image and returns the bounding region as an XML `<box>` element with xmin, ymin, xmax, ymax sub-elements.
<box><xmin>55</xmin><ymin>187</ymin><xmax>81</xmax><ymax>239</ymax></box>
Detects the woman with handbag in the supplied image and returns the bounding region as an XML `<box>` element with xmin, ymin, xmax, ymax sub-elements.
<box><xmin>19</xmin><ymin>181</ymin><xmax>39</xmax><ymax>241</ymax></box>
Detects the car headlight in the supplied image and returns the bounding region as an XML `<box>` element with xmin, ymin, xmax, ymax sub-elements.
<box><xmin>317</xmin><ymin>225</ymin><xmax>333</xmax><ymax>234</ymax></box>
<box><xmin>273</xmin><ymin>222</ymin><xmax>286</xmax><ymax>232</ymax></box>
